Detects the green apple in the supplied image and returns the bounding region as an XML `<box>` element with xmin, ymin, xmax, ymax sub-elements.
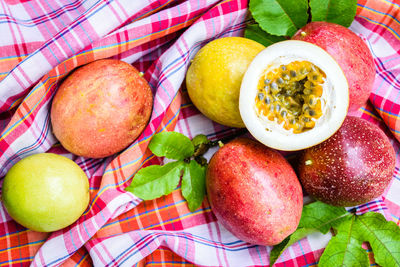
<box><xmin>1</xmin><ymin>153</ymin><xmax>90</xmax><ymax>232</ymax></box>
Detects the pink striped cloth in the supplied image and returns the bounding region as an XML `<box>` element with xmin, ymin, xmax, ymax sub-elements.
<box><xmin>0</xmin><ymin>0</ymin><xmax>399</xmax><ymax>266</ymax></box>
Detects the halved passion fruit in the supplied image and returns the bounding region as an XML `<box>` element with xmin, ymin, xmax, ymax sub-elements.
<box><xmin>239</xmin><ymin>40</ymin><xmax>349</xmax><ymax>151</ymax></box>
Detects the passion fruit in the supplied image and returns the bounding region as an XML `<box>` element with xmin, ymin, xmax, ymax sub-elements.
<box><xmin>206</xmin><ymin>138</ymin><xmax>303</xmax><ymax>246</ymax></box>
<box><xmin>239</xmin><ymin>40</ymin><xmax>349</xmax><ymax>151</ymax></box>
<box><xmin>186</xmin><ymin>37</ymin><xmax>265</xmax><ymax>128</ymax></box>
<box><xmin>51</xmin><ymin>59</ymin><xmax>153</xmax><ymax>158</ymax></box>
<box><xmin>298</xmin><ymin>116</ymin><xmax>395</xmax><ymax>207</ymax></box>
<box><xmin>292</xmin><ymin>22</ymin><xmax>375</xmax><ymax>112</ymax></box>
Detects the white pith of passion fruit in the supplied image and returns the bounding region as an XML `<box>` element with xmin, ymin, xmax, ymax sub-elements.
<box><xmin>239</xmin><ymin>40</ymin><xmax>349</xmax><ymax>151</ymax></box>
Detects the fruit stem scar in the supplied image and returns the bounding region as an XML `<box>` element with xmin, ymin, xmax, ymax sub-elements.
<box><xmin>305</xmin><ymin>159</ymin><xmax>313</xmax><ymax>165</ymax></box>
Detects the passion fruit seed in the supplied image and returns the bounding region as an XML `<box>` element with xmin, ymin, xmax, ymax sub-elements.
<box><xmin>255</xmin><ymin>61</ymin><xmax>325</xmax><ymax>134</ymax></box>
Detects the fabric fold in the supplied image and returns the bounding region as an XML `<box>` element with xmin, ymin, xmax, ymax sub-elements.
<box><xmin>0</xmin><ymin>0</ymin><xmax>399</xmax><ymax>266</ymax></box>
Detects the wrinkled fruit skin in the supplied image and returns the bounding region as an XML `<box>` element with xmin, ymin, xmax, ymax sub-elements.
<box><xmin>292</xmin><ymin>22</ymin><xmax>375</xmax><ymax>112</ymax></box>
<box><xmin>2</xmin><ymin>153</ymin><xmax>89</xmax><ymax>232</ymax></box>
<box><xmin>298</xmin><ymin>116</ymin><xmax>395</xmax><ymax>207</ymax></box>
<box><xmin>186</xmin><ymin>37</ymin><xmax>265</xmax><ymax>128</ymax></box>
<box><xmin>206</xmin><ymin>138</ymin><xmax>303</xmax><ymax>246</ymax></box>
<box><xmin>51</xmin><ymin>59</ymin><xmax>153</xmax><ymax>158</ymax></box>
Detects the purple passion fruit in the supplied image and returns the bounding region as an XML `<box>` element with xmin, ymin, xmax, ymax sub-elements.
<box><xmin>298</xmin><ymin>116</ymin><xmax>395</xmax><ymax>207</ymax></box>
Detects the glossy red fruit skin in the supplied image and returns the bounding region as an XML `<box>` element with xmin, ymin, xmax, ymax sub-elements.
<box><xmin>206</xmin><ymin>138</ymin><xmax>303</xmax><ymax>246</ymax></box>
<box><xmin>292</xmin><ymin>21</ymin><xmax>375</xmax><ymax>112</ymax></box>
<box><xmin>298</xmin><ymin>116</ymin><xmax>395</xmax><ymax>207</ymax></box>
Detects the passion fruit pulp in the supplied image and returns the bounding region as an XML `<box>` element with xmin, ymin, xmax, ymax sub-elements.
<box><xmin>255</xmin><ymin>60</ymin><xmax>325</xmax><ymax>133</ymax></box>
<box><xmin>239</xmin><ymin>40</ymin><xmax>349</xmax><ymax>151</ymax></box>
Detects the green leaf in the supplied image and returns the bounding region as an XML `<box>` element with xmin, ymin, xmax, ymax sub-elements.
<box><xmin>310</xmin><ymin>0</ymin><xmax>357</xmax><ymax>27</ymax></box>
<box><xmin>126</xmin><ymin>161</ymin><xmax>184</xmax><ymax>200</ymax></box>
<box><xmin>270</xmin><ymin>203</ymin><xmax>400</xmax><ymax>267</ymax></box>
<box><xmin>149</xmin><ymin>132</ymin><xmax>194</xmax><ymax>160</ymax></box>
<box><xmin>319</xmin><ymin>216</ymin><xmax>369</xmax><ymax>267</ymax></box>
<box><xmin>355</xmin><ymin>212</ymin><xmax>400</xmax><ymax>267</ymax></box>
<box><xmin>298</xmin><ymin>201</ymin><xmax>348</xmax><ymax>233</ymax></box>
<box><xmin>270</xmin><ymin>228</ymin><xmax>316</xmax><ymax>265</ymax></box>
<box><xmin>269</xmin><ymin>201</ymin><xmax>349</xmax><ymax>265</ymax></box>
<box><xmin>244</xmin><ymin>23</ymin><xmax>288</xmax><ymax>47</ymax></box>
<box><xmin>181</xmin><ymin>160</ymin><xmax>207</xmax><ymax>212</ymax></box>
<box><xmin>249</xmin><ymin>0</ymin><xmax>309</xmax><ymax>36</ymax></box>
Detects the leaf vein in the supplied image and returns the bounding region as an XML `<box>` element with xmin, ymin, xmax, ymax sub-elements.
<box><xmin>341</xmin><ymin>216</ymin><xmax>356</xmax><ymax>266</ymax></box>
<box><xmin>358</xmin><ymin>217</ymin><xmax>400</xmax><ymax>266</ymax></box>
<box><xmin>275</xmin><ymin>1</ymin><xmax>298</xmax><ymax>29</ymax></box>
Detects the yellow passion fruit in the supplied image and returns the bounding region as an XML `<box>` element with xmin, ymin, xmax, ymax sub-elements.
<box><xmin>186</xmin><ymin>37</ymin><xmax>265</xmax><ymax>128</ymax></box>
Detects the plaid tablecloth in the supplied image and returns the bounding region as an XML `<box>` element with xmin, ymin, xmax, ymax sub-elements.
<box><xmin>0</xmin><ymin>0</ymin><xmax>399</xmax><ymax>266</ymax></box>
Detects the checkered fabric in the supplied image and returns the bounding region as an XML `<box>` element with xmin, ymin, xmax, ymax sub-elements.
<box><xmin>0</xmin><ymin>0</ymin><xmax>399</xmax><ymax>266</ymax></box>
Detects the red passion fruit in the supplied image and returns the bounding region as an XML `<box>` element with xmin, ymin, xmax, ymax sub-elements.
<box><xmin>292</xmin><ymin>21</ymin><xmax>375</xmax><ymax>112</ymax></box>
<box><xmin>51</xmin><ymin>59</ymin><xmax>153</xmax><ymax>158</ymax></box>
<box><xmin>206</xmin><ymin>138</ymin><xmax>303</xmax><ymax>246</ymax></box>
<box><xmin>298</xmin><ymin>116</ymin><xmax>395</xmax><ymax>207</ymax></box>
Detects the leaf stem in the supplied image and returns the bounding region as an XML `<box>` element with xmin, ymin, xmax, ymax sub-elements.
<box><xmin>211</xmin><ymin>128</ymin><xmax>248</xmax><ymax>146</ymax></box>
<box><xmin>192</xmin><ymin>129</ymin><xmax>247</xmax><ymax>158</ymax></box>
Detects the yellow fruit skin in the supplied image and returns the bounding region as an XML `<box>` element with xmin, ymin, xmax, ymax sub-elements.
<box><xmin>186</xmin><ymin>37</ymin><xmax>265</xmax><ymax>128</ymax></box>
<box><xmin>2</xmin><ymin>153</ymin><xmax>89</xmax><ymax>232</ymax></box>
